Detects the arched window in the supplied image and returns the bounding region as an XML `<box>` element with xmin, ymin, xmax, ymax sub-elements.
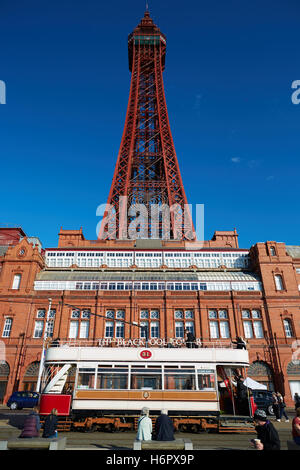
<box><xmin>283</xmin><ymin>318</ymin><xmax>294</xmax><ymax>338</ymax></box>
<box><xmin>12</xmin><ymin>274</ymin><xmax>21</xmax><ymax>290</ymax></box>
<box><xmin>287</xmin><ymin>362</ymin><xmax>300</xmax><ymax>376</ymax></box>
<box><xmin>274</xmin><ymin>274</ymin><xmax>284</xmax><ymax>291</ymax></box>
<box><xmin>24</xmin><ymin>362</ymin><xmax>40</xmax><ymax>377</ymax></box>
<box><xmin>0</xmin><ymin>362</ymin><xmax>10</xmax><ymax>377</ymax></box>
<box><xmin>248</xmin><ymin>361</ymin><xmax>274</xmax><ymax>390</ymax></box>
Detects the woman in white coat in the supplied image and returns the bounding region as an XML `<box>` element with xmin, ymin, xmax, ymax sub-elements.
<box><xmin>136</xmin><ymin>407</ymin><xmax>152</xmax><ymax>441</ymax></box>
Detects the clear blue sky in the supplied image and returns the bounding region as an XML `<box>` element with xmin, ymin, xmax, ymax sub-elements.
<box><xmin>0</xmin><ymin>0</ymin><xmax>299</xmax><ymax>249</ymax></box>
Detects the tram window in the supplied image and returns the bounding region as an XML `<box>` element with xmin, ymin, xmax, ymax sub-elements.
<box><xmin>197</xmin><ymin>373</ymin><xmax>215</xmax><ymax>390</ymax></box>
<box><xmin>96</xmin><ymin>368</ymin><xmax>128</xmax><ymax>389</ymax></box>
<box><xmin>77</xmin><ymin>369</ymin><xmax>96</xmax><ymax>389</ymax></box>
<box><xmin>164</xmin><ymin>371</ymin><xmax>196</xmax><ymax>390</ymax></box>
<box><xmin>131</xmin><ymin>368</ymin><xmax>162</xmax><ymax>390</ymax></box>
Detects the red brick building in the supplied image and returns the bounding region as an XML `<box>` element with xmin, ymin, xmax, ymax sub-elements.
<box><xmin>0</xmin><ymin>226</ymin><xmax>299</xmax><ymax>405</ymax></box>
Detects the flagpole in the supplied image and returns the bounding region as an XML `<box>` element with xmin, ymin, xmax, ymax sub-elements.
<box><xmin>36</xmin><ymin>298</ymin><xmax>52</xmax><ymax>392</ymax></box>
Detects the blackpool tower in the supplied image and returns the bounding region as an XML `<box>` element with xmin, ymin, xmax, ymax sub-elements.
<box><xmin>99</xmin><ymin>10</ymin><xmax>195</xmax><ymax>242</ymax></box>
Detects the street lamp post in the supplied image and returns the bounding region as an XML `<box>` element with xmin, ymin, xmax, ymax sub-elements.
<box><xmin>36</xmin><ymin>298</ymin><xmax>52</xmax><ymax>393</ymax></box>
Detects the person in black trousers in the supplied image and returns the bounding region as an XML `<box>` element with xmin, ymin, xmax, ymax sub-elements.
<box><xmin>271</xmin><ymin>392</ymin><xmax>280</xmax><ymax>421</ymax></box>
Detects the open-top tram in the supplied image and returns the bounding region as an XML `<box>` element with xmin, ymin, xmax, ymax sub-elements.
<box><xmin>39</xmin><ymin>342</ymin><xmax>255</xmax><ymax>433</ymax></box>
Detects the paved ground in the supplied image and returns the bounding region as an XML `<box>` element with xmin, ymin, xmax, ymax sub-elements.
<box><xmin>0</xmin><ymin>406</ymin><xmax>295</xmax><ymax>450</ymax></box>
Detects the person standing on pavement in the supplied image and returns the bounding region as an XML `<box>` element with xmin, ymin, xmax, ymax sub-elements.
<box><xmin>292</xmin><ymin>407</ymin><xmax>300</xmax><ymax>446</ymax></box>
<box><xmin>136</xmin><ymin>407</ymin><xmax>152</xmax><ymax>441</ymax></box>
<box><xmin>271</xmin><ymin>392</ymin><xmax>280</xmax><ymax>421</ymax></box>
<box><xmin>251</xmin><ymin>409</ymin><xmax>280</xmax><ymax>450</ymax></box>
<box><xmin>294</xmin><ymin>393</ymin><xmax>300</xmax><ymax>410</ymax></box>
<box><xmin>276</xmin><ymin>392</ymin><xmax>289</xmax><ymax>422</ymax></box>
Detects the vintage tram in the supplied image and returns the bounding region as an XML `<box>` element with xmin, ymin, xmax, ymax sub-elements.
<box><xmin>38</xmin><ymin>341</ymin><xmax>255</xmax><ymax>433</ymax></box>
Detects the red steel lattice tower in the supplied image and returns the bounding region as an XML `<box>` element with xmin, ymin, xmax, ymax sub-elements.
<box><xmin>100</xmin><ymin>10</ymin><xmax>195</xmax><ymax>241</ymax></box>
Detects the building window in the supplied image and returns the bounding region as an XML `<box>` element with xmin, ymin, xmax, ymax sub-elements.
<box><xmin>116</xmin><ymin>310</ymin><xmax>125</xmax><ymax>319</ymax></box>
<box><xmin>274</xmin><ymin>274</ymin><xmax>284</xmax><ymax>291</ymax></box>
<box><xmin>140</xmin><ymin>310</ymin><xmax>149</xmax><ymax>319</ymax></box>
<box><xmin>185</xmin><ymin>321</ymin><xmax>195</xmax><ymax>335</ymax></box>
<box><xmin>104</xmin><ymin>310</ymin><xmax>125</xmax><ymax>338</ymax></box>
<box><xmin>106</xmin><ymin>310</ymin><xmax>114</xmax><ymax>319</ymax></box>
<box><xmin>81</xmin><ymin>309</ymin><xmax>91</xmax><ymax>319</ymax></box>
<box><xmin>71</xmin><ymin>309</ymin><xmax>80</xmax><ymax>319</ymax></box>
<box><xmin>174</xmin><ymin>310</ymin><xmax>184</xmax><ymax>319</ymax></box>
<box><xmin>270</xmin><ymin>246</ymin><xmax>276</xmax><ymax>256</ymax></box>
<box><xmin>49</xmin><ymin>309</ymin><xmax>56</xmax><ymax>319</ymax></box>
<box><xmin>150</xmin><ymin>321</ymin><xmax>159</xmax><ymax>338</ymax></box>
<box><xmin>33</xmin><ymin>321</ymin><xmax>44</xmax><ymax>338</ymax></box>
<box><xmin>69</xmin><ymin>309</ymin><xmax>90</xmax><ymax>339</ymax></box>
<box><xmin>175</xmin><ymin>321</ymin><xmax>184</xmax><ymax>338</ymax></box>
<box><xmin>185</xmin><ymin>310</ymin><xmax>194</xmax><ymax>319</ymax></box>
<box><xmin>210</xmin><ymin>321</ymin><xmax>220</xmax><ymax>339</ymax></box>
<box><xmin>208</xmin><ymin>309</ymin><xmax>230</xmax><ymax>339</ymax></box>
<box><xmin>242</xmin><ymin>309</ymin><xmax>264</xmax><ymax>338</ymax></box>
<box><xmin>150</xmin><ymin>310</ymin><xmax>160</xmax><ymax>319</ymax></box>
<box><xmin>2</xmin><ymin>318</ymin><xmax>12</xmax><ymax>338</ymax></box>
<box><xmin>46</xmin><ymin>320</ymin><xmax>54</xmax><ymax>338</ymax></box>
<box><xmin>115</xmin><ymin>322</ymin><xmax>124</xmax><ymax>338</ymax></box>
<box><xmin>283</xmin><ymin>318</ymin><xmax>294</xmax><ymax>338</ymax></box>
<box><xmin>37</xmin><ymin>309</ymin><xmax>46</xmax><ymax>318</ymax></box>
<box><xmin>69</xmin><ymin>321</ymin><xmax>79</xmax><ymax>339</ymax></box>
<box><xmin>174</xmin><ymin>310</ymin><xmax>194</xmax><ymax>338</ymax></box>
<box><xmin>12</xmin><ymin>274</ymin><xmax>21</xmax><ymax>290</ymax></box>
<box><xmin>105</xmin><ymin>321</ymin><xmax>114</xmax><ymax>338</ymax></box>
<box><xmin>79</xmin><ymin>321</ymin><xmax>90</xmax><ymax>339</ymax></box>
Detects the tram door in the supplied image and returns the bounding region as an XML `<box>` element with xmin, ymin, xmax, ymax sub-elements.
<box><xmin>217</xmin><ymin>366</ymin><xmax>239</xmax><ymax>415</ymax></box>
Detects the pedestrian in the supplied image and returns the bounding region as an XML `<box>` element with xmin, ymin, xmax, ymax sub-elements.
<box><xmin>294</xmin><ymin>393</ymin><xmax>300</xmax><ymax>410</ymax></box>
<box><xmin>276</xmin><ymin>392</ymin><xmax>289</xmax><ymax>422</ymax></box>
<box><xmin>292</xmin><ymin>407</ymin><xmax>300</xmax><ymax>446</ymax></box>
<box><xmin>251</xmin><ymin>409</ymin><xmax>280</xmax><ymax>450</ymax></box>
<box><xmin>271</xmin><ymin>392</ymin><xmax>280</xmax><ymax>421</ymax></box>
<box><xmin>155</xmin><ymin>409</ymin><xmax>175</xmax><ymax>441</ymax></box>
<box><xmin>136</xmin><ymin>407</ymin><xmax>152</xmax><ymax>441</ymax></box>
<box><xmin>19</xmin><ymin>406</ymin><xmax>41</xmax><ymax>438</ymax></box>
<box><xmin>42</xmin><ymin>408</ymin><xmax>58</xmax><ymax>438</ymax></box>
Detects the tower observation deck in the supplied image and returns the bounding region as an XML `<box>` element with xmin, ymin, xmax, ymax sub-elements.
<box><xmin>99</xmin><ymin>11</ymin><xmax>195</xmax><ymax>242</ymax></box>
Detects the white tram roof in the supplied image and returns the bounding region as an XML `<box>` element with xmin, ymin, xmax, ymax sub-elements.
<box><xmin>45</xmin><ymin>346</ymin><xmax>249</xmax><ymax>367</ymax></box>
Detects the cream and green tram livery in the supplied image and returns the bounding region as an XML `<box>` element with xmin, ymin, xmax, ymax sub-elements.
<box><xmin>39</xmin><ymin>344</ymin><xmax>251</xmax><ymax>430</ymax></box>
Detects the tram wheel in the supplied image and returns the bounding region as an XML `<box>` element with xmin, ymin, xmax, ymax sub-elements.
<box><xmin>85</xmin><ymin>424</ymin><xmax>97</xmax><ymax>433</ymax></box>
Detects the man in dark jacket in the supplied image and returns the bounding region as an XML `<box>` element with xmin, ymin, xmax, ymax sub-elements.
<box><xmin>235</xmin><ymin>375</ymin><xmax>250</xmax><ymax>415</ymax></box>
<box><xmin>252</xmin><ymin>409</ymin><xmax>280</xmax><ymax>450</ymax></box>
<box><xmin>185</xmin><ymin>329</ymin><xmax>197</xmax><ymax>349</ymax></box>
<box><xmin>155</xmin><ymin>409</ymin><xmax>174</xmax><ymax>441</ymax></box>
<box><xmin>42</xmin><ymin>408</ymin><xmax>58</xmax><ymax>438</ymax></box>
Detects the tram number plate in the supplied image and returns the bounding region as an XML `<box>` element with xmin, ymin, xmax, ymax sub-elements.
<box><xmin>140</xmin><ymin>350</ymin><xmax>152</xmax><ymax>359</ymax></box>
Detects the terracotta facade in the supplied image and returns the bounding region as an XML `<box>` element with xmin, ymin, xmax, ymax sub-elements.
<box><xmin>0</xmin><ymin>227</ymin><xmax>299</xmax><ymax>406</ymax></box>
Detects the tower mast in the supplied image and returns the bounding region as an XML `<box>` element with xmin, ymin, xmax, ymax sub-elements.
<box><xmin>100</xmin><ymin>10</ymin><xmax>195</xmax><ymax>241</ymax></box>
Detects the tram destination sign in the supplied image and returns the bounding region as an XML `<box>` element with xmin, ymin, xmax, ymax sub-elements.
<box><xmin>96</xmin><ymin>338</ymin><xmax>202</xmax><ymax>347</ymax></box>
